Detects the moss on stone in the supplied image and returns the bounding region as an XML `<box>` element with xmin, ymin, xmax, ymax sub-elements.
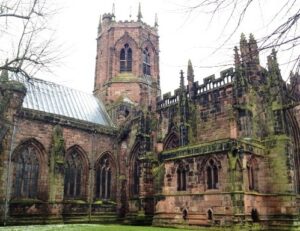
<box><xmin>152</xmin><ymin>164</ymin><xmax>165</xmax><ymax>193</ymax></box>
<box><xmin>63</xmin><ymin>199</ymin><xmax>87</xmax><ymax>204</ymax></box>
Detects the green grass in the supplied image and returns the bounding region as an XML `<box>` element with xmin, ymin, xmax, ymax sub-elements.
<box><xmin>0</xmin><ymin>224</ymin><xmax>189</xmax><ymax>231</ymax></box>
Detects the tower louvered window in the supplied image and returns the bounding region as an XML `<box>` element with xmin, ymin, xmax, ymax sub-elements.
<box><xmin>95</xmin><ymin>155</ymin><xmax>113</xmax><ymax>199</ymax></box>
<box><xmin>64</xmin><ymin>151</ymin><xmax>83</xmax><ymax>198</ymax></box>
<box><xmin>12</xmin><ymin>146</ymin><xmax>39</xmax><ymax>199</ymax></box>
<box><xmin>143</xmin><ymin>48</ymin><xmax>151</xmax><ymax>75</ymax></box>
<box><xmin>120</xmin><ymin>44</ymin><xmax>132</xmax><ymax>72</ymax></box>
<box><xmin>206</xmin><ymin>159</ymin><xmax>218</xmax><ymax>189</ymax></box>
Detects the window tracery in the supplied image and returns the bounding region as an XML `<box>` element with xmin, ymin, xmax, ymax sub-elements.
<box><xmin>64</xmin><ymin>150</ymin><xmax>85</xmax><ymax>199</ymax></box>
<box><xmin>143</xmin><ymin>48</ymin><xmax>151</xmax><ymax>75</ymax></box>
<box><xmin>206</xmin><ymin>159</ymin><xmax>219</xmax><ymax>189</ymax></box>
<box><xmin>120</xmin><ymin>44</ymin><xmax>132</xmax><ymax>72</ymax></box>
<box><xmin>95</xmin><ymin>154</ymin><xmax>114</xmax><ymax>200</ymax></box>
<box><xmin>12</xmin><ymin>145</ymin><xmax>39</xmax><ymax>199</ymax></box>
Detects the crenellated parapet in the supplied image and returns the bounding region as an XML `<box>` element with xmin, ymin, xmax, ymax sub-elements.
<box><xmin>157</xmin><ymin>68</ymin><xmax>234</xmax><ymax>110</ymax></box>
<box><xmin>97</xmin><ymin>4</ymin><xmax>158</xmax><ymax>38</ymax></box>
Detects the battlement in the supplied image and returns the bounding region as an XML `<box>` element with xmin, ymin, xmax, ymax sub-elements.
<box><xmin>99</xmin><ymin>18</ymin><xmax>158</xmax><ymax>36</ymax></box>
<box><xmin>102</xmin><ymin>13</ymin><xmax>114</xmax><ymax>20</ymax></box>
<box><xmin>157</xmin><ymin>68</ymin><xmax>234</xmax><ymax>110</ymax></box>
<box><xmin>99</xmin><ymin>4</ymin><xmax>158</xmax><ymax>36</ymax></box>
<box><xmin>194</xmin><ymin>68</ymin><xmax>233</xmax><ymax>95</ymax></box>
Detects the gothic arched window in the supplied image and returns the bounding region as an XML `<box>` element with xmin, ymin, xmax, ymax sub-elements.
<box><xmin>207</xmin><ymin>209</ymin><xmax>213</xmax><ymax>220</ymax></box>
<box><xmin>177</xmin><ymin>164</ymin><xmax>187</xmax><ymax>191</ymax></box>
<box><xmin>206</xmin><ymin>159</ymin><xmax>219</xmax><ymax>189</ymax></box>
<box><xmin>64</xmin><ymin>149</ymin><xmax>85</xmax><ymax>199</ymax></box>
<box><xmin>12</xmin><ymin>145</ymin><xmax>39</xmax><ymax>199</ymax></box>
<box><xmin>95</xmin><ymin>154</ymin><xmax>115</xmax><ymax>200</ymax></box>
<box><xmin>143</xmin><ymin>48</ymin><xmax>151</xmax><ymax>75</ymax></box>
<box><xmin>120</xmin><ymin>44</ymin><xmax>132</xmax><ymax>72</ymax></box>
<box><xmin>164</xmin><ymin>132</ymin><xmax>180</xmax><ymax>150</ymax></box>
<box><xmin>247</xmin><ymin>159</ymin><xmax>258</xmax><ymax>191</ymax></box>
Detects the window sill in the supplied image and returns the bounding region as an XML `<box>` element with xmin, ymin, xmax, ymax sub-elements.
<box><xmin>93</xmin><ymin>200</ymin><xmax>116</xmax><ymax>205</ymax></box>
<box><xmin>63</xmin><ymin>199</ymin><xmax>87</xmax><ymax>204</ymax></box>
<box><xmin>10</xmin><ymin>198</ymin><xmax>43</xmax><ymax>204</ymax></box>
<box><xmin>205</xmin><ymin>189</ymin><xmax>220</xmax><ymax>192</ymax></box>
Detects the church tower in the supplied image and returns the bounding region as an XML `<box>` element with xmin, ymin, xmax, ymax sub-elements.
<box><xmin>94</xmin><ymin>5</ymin><xmax>160</xmax><ymax>113</ymax></box>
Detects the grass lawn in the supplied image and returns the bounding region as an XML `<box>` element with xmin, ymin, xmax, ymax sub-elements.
<box><xmin>0</xmin><ymin>224</ymin><xmax>191</xmax><ymax>231</ymax></box>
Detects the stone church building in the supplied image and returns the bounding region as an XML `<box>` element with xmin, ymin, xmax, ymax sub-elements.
<box><xmin>0</xmin><ymin>7</ymin><xmax>300</xmax><ymax>230</ymax></box>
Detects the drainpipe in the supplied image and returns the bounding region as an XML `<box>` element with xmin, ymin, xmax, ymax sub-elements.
<box><xmin>4</xmin><ymin>118</ymin><xmax>17</xmax><ymax>226</ymax></box>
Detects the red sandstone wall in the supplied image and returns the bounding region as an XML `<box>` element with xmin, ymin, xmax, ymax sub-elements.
<box><xmin>9</xmin><ymin>116</ymin><xmax>116</xmax><ymax>203</ymax></box>
<box><xmin>94</xmin><ymin>19</ymin><xmax>159</xmax><ymax>109</ymax></box>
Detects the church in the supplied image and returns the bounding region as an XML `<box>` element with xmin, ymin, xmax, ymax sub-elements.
<box><xmin>0</xmin><ymin>6</ymin><xmax>300</xmax><ymax>230</ymax></box>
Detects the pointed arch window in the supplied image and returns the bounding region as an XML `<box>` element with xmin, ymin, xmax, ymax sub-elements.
<box><xmin>247</xmin><ymin>159</ymin><xmax>258</xmax><ymax>191</ymax></box>
<box><xmin>64</xmin><ymin>150</ymin><xmax>84</xmax><ymax>199</ymax></box>
<box><xmin>12</xmin><ymin>145</ymin><xmax>39</xmax><ymax>199</ymax></box>
<box><xmin>206</xmin><ymin>159</ymin><xmax>219</xmax><ymax>189</ymax></box>
<box><xmin>177</xmin><ymin>164</ymin><xmax>187</xmax><ymax>191</ymax></box>
<box><xmin>120</xmin><ymin>44</ymin><xmax>132</xmax><ymax>72</ymax></box>
<box><xmin>143</xmin><ymin>48</ymin><xmax>151</xmax><ymax>75</ymax></box>
<box><xmin>95</xmin><ymin>154</ymin><xmax>114</xmax><ymax>200</ymax></box>
<box><xmin>164</xmin><ymin>132</ymin><xmax>180</xmax><ymax>150</ymax></box>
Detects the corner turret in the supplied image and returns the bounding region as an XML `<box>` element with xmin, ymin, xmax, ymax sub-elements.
<box><xmin>0</xmin><ymin>71</ymin><xmax>26</xmax><ymax>121</ymax></box>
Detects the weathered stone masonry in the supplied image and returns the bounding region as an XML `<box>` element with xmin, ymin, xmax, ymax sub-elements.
<box><xmin>0</xmin><ymin>7</ymin><xmax>300</xmax><ymax>231</ymax></box>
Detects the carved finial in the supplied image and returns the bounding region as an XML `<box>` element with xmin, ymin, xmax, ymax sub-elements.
<box><xmin>0</xmin><ymin>60</ymin><xmax>9</xmax><ymax>82</ymax></box>
<box><xmin>137</xmin><ymin>2</ymin><xmax>143</xmax><ymax>22</ymax></box>
<box><xmin>234</xmin><ymin>46</ymin><xmax>241</xmax><ymax>67</ymax></box>
<box><xmin>154</xmin><ymin>13</ymin><xmax>158</xmax><ymax>27</ymax></box>
<box><xmin>249</xmin><ymin>33</ymin><xmax>256</xmax><ymax>42</ymax></box>
<box><xmin>180</xmin><ymin>70</ymin><xmax>184</xmax><ymax>90</ymax></box>
<box><xmin>129</xmin><ymin>6</ymin><xmax>132</xmax><ymax>19</ymax></box>
<box><xmin>112</xmin><ymin>3</ymin><xmax>115</xmax><ymax>15</ymax></box>
<box><xmin>271</xmin><ymin>48</ymin><xmax>277</xmax><ymax>60</ymax></box>
<box><xmin>267</xmin><ymin>48</ymin><xmax>278</xmax><ymax>69</ymax></box>
<box><xmin>112</xmin><ymin>3</ymin><xmax>115</xmax><ymax>20</ymax></box>
<box><xmin>187</xmin><ymin>59</ymin><xmax>194</xmax><ymax>83</ymax></box>
<box><xmin>240</xmin><ymin>33</ymin><xmax>247</xmax><ymax>45</ymax></box>
<box><xmin>98</xmin><ymin>14</ymin><xmax>102</xmax><ymax>33</ymax></box>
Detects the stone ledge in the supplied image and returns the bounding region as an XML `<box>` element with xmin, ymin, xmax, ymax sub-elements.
<box><xmin>18</xmin><ymin>108</ymin><xmax>117</xmax><ymax>136</ymax></box>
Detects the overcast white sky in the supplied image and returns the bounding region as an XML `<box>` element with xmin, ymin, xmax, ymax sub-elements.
<box><xmin>45</xmin><ymin>0</ymin><xmax>299</xmax><ymax>94</ymax></box>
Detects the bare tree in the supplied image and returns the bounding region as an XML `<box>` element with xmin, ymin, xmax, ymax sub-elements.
<box><xmin>183</xmin><ymin>0</ymin><xmax>300</xmax><ymax>73</ymax></box>
<box><xmin>0</xmin><ymin>0</ymin><xmax>58</xmax><ymax>79</ymax></box>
